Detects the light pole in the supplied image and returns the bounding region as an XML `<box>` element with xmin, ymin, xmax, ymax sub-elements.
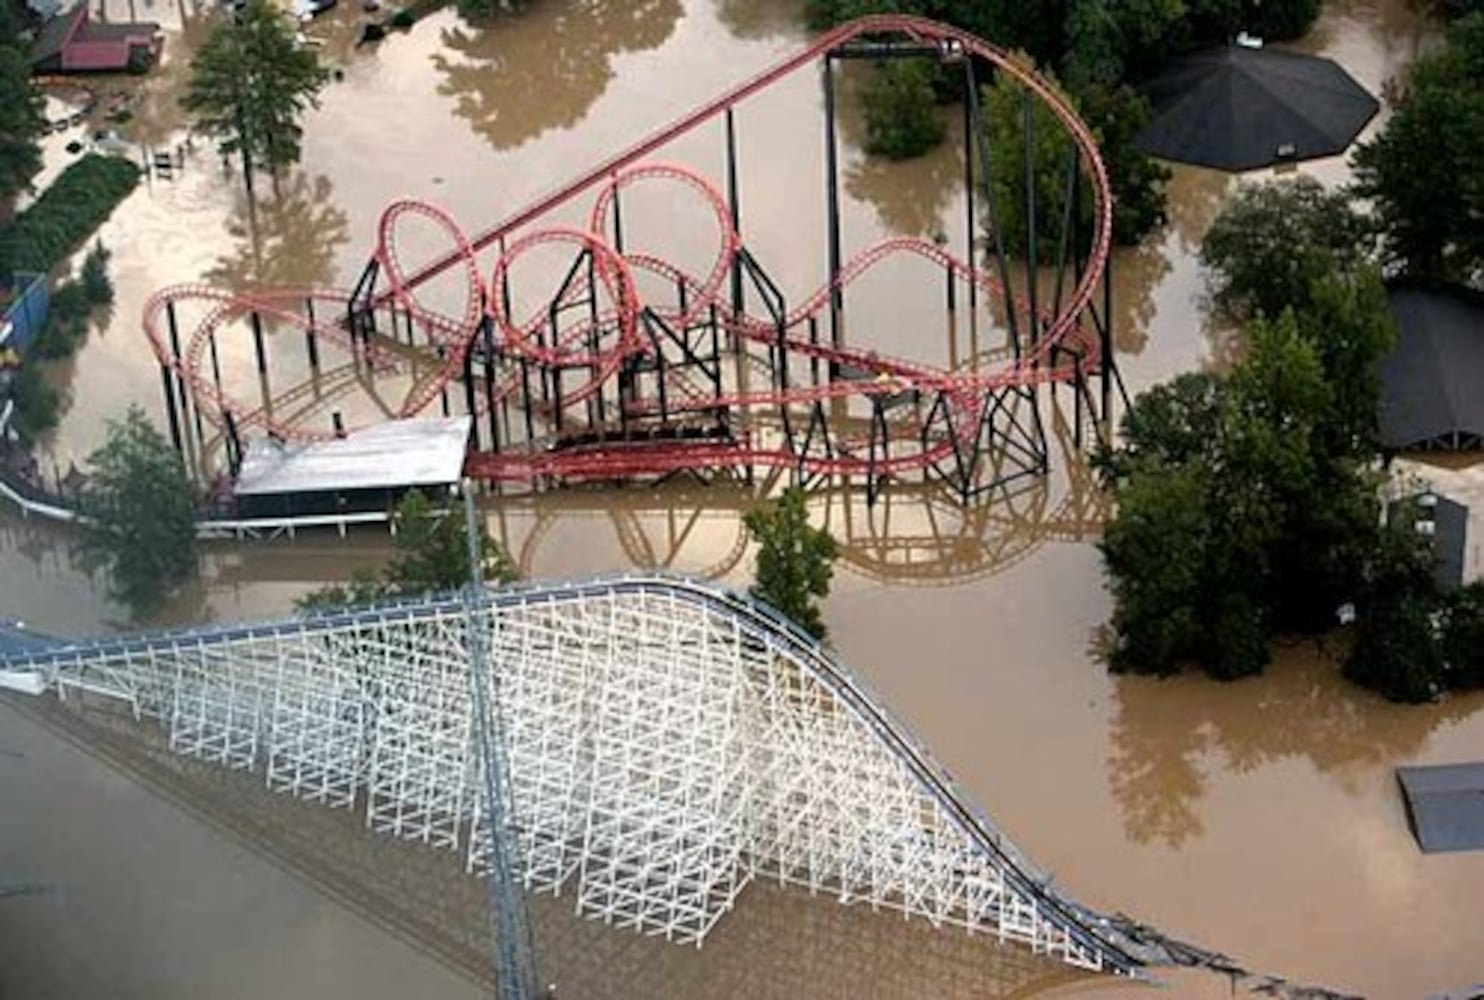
<box><xmin>461</xmin><ymin>484</ymin><xmax>539</xmax><ymax>1000</ymax></box>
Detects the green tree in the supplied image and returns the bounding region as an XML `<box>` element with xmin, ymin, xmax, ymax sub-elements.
<box><xmin>1100</xmin><ymin>311</ymin><xmax>1362</xmax><ymax>679</ymax></box>
<box><xmin>1202</xmin><ymin>179</ymin><xmax>1396</xmax><ymax>458</ymax></box>
<box><xmin>1079</xmin><ymin>84</ymin><xmax>1170</xmax><ymax>246</ymax></box>
<box><xmin>1344</xmin><ymin>586</ymin><xmax>1443</xmax><ymax>703</ymax></box>
<box><xmin>743</xmin><ymin>486</ymin><xmax>838</xmax><ymax>640</ymax></box>
<box><xmin>1342</xmin><ymin>511</ymin><xmax>1445</xmax><ymax>703</ymax></box>
<box><xmin>979</xmin><ymin>61</ymin><xmax>1167</xmax><ymax>257</ymax></box>
<box><xmin>181</xmin><ymin>0</ymin><xmax>331</xmax><ymax>191</ymax></box>
<box><xmin>10</xmin><ymin>361</ymin><xmax>60</xmax><ymax>440</ymax></box>
<box><xmin>1100</xmin><ymin>459</ymin><xmax>1226</xmax><ymax>674</ymax></box>
<box><xmin>1200</xmin><ymin>178</ymin><xmax>1374</xmax><ymax>324</ymax></box>
<box><xmin>1352</xmin><ymin>14</ymin><xmax>1484</xmax><ymax>283</ymax></box>
<box><xmin>75</xmin><ymin>407</ymin><xmax>198</xmax><ymax>616</ymax></box>
<box><xmin>861</xmin><ymin>59</ymin><xmax>946</xmax><ymax>160</ymax></box>
<box><xmin>1435</xmin><ymin>0</ymin><xmax>1484</xmax><ymax>17</ymax></box>
<box><xmin>1290</xmin><ymin>269</ymin><xmax>1395</xmax><ymax>456</ymax></box>
<box><xmin>979</xmin><ymin>61</ymin><xmax>1087</xmax><ymax>263</ymax></box>
<box><xmin>384</xmin><ymin>487</ymin><xmax>516</xmax><ymax>594</ymax></box>
<box><xmin>80</xmin><ymin>243</ymin><xmax>114</xmax><ymax>306</ymax></box>
<box><xmin>0</xmin><ymin>43</ymin><xmax>44</xmax><ymax>207</ymax></box>
<box><xmin>1064</xmin><ymin>0</ymin><xmax>1185</xmax><ymax>89</ymax></box>
<box><xmin>1441</xmin><ymin>582</ymin><xmax>1484</xmax><ymax>690</ymax></box>
<box><xmin>296</xmin><ymin>488</ymin><xmax>517</xmax><ymax>611</ymax></box>
<box><xmin>1250</xmin><ymin>0</ymin><xmax>1321</xmax><ymax>39</ymax></box>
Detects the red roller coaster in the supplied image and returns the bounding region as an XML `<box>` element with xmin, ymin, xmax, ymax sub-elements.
<box><xmin>143</xmin><ymin>14</ymin><xmax>1122</xmax><ymax>503</ymax></box>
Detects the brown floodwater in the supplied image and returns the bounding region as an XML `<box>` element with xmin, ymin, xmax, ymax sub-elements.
<box><xmin>5</xmin><ymin>1</ymin><xmax>1483</xmax><ymax>998</ymax></box>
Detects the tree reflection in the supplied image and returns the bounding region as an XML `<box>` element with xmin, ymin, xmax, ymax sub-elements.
<box><xmin>1106</xmin><ymin>670</ymin><xmax>1210</xmax><ymax>848</ymax></box>
<box><xmin>1109</xmin><ymin>236</ymin><xmax>1171</xmax><ymax>357</ymax></box>
<box><xmin>1107</xmin><ymin>640</ymin><xmax>1484</xmax><ymax>848</ymax></box>
<box><xmin>205</xmin><ymin>172</ymin><xmax>350</xmax><ymax>291</ymax></box>
<box><xmin>1164</xmin><ymin>163</ymin><xmax>1234</xmax><ymax>257</ymax></box>
<box><xmin>837</xmin><ymin>64</ymin><xmax>961</xmax><ymax>240</ymax></box>
<box><xmin>431</xmin><ymin>0</ymin><xmax>683</xmax><ymax>153</ymax></box>
<box><xmin>713</xmin><ymin>0</ymin><xmax>805</xmax><ymax>41</ymax></box>
<box><xmin>844</xmin><ymin>129</ymin><xmax>962</xmax><ymax>239</ymax></box>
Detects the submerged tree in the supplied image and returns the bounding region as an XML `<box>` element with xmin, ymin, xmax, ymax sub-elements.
<box><xmin>1099</xmin><ymin>313</ymin><xmax>1339</xmax><ymax>679</ymax></box>
<box><xmin>75</xmin><ymin>407</ymin><xmax>198</xmax><ymax>617</ymax></box>
<box><xmin>743</xmin><ymin>486</ymin><xmax>838</xmax><ymax>641</ymax></box>
<box><xmin>181</xmin><ymin>0</ymin><xmax>331</xmax><ymax>193</ymax></box>
<box><xmin>297</xmin><ymin>488</ymin><xmax>516</xmax><ymax>611</ymax></box>
<box><xmin>861</xmin><ymin>59</ymin><xmax>946</xmax><ymax>161</ymax></box>
<box><xmin>383</xmin><ymin>488</ymin><xmax>517</xmax><ymax>594</ymax></box>
<box><xmin>1352</xmin><ymin>13</ymin><xmax>1484</xmax><ymax>283</ymax></box>
<box><xmin>977</xmin><ymin>59</ymin><xmax>1169</xmax><ymax>259</ymax></box>
<box><xmin>1200</xmin><ymin>178</ymin><xmax>1374</xmax><ymax>324</ymax></box>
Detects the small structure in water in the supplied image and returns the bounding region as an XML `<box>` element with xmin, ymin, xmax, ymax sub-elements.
<box><xmin>230</xmin><ymin>415</ymin><xmax>471</xmax><ymax>520</ymax></box>
<box><xmin>1387</xmin><ymin>490</ymin><xmax>1471</xmax><ymax>593</ymax></box>
<box><xmin>1397</xmin><ymin>762</ymin><xmax>1484</xmax><ymax>853</ymax></box>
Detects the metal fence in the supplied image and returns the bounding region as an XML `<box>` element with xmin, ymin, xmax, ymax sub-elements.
<box><xmin>1</xmin><ymin>272</ymin><xmax>49</xmax><ymax>356</ymax></box>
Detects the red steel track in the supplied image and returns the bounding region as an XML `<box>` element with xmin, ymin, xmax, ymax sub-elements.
<box><xmin>143</xmin><ymin>15</ymin><xmax>1113</xmax><ymax>487</ymax></box>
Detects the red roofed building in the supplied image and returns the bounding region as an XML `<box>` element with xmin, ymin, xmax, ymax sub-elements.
<box><xmin>30</xmin><ymin>4</ymin><xmax>162</xmax><ymax>74</ymax></box>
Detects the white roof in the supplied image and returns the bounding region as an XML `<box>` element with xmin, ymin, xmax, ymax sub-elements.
<box><xmin>234</xmin><ymin>417</ymin><xmax>471</xmax><ymax>497</ymax></box>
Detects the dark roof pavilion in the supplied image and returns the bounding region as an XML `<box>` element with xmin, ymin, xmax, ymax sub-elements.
<box><xmin>1134</xmin><ymin>45</ymin><xmax>1380</xmax><ymax>171</ymax></box>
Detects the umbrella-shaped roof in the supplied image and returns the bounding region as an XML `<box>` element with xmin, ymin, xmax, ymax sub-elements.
<box><xmin>1134</xmin><ymin>45</ymin><xmax>1380</xmax><ymax>171</ymax></box>
<box><xmin>1379</xmin><ymin>282</ymin><xmax>1484</xmax><ymax>452</ymax></box>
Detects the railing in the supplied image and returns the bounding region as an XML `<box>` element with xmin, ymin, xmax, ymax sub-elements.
<box><xmin>0</xmin><ymin>456</ymin><xmax>391</xmax><ymax>538</ymax></box>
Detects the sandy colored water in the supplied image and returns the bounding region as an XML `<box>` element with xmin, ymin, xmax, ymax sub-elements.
<box><xmin>3</xmin><ymin>1</ymin><xmax>1483</xmax><ymax>998</ymax></box>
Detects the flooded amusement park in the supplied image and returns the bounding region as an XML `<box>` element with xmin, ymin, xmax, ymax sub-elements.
<box><xmin>2</xmin><ymin>1</ymin><xmax>1483</xmax><ymax>999</ymax></box>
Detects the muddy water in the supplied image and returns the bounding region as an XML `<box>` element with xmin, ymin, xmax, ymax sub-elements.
<box><xmin>5</xmin><ymin>0</ymin><xmax>1484</xmax><ymax>998</ymax></box>
<box><xmin>0</xmin><ymin>697</ymin><xmax>484</xmax><ymax>1000</ymax></box>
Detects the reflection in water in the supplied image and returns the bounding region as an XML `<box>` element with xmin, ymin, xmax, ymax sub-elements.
<box><xmin>204</xmin><ymin>173</ymin><xmax>350</xmax><ymax>291</ymax></box>
<box><xmin>844</xmin><ymin>123</ymin><xmax>964</xmax><ymax>239</ymax></box>
<box><xmin>0</xmin><ymin>517</ymin><xmax>87</xmax><ymax>591</ymax></box>
<box><xmin>1109</xmin><ymin>239</ymin><xmax>1170</xmax><ymax>356</ymax></box>
<box><xmin>837</xmin><ymin>66</ymin><xmax>962</xmax><ymax>240</ymax></box>
<box><xmin>1106</xmin><ymin>676</ymin><xmax>1210</xmax><ymax>848</ymax></box>
<box><xmin>713</xmin><ymin>0</ymin><xmax>804</xmax><ymax>41</ymax></box>
<box><xmin>1162</xmin><ymin>165</ymin><xmax>1234</xmax><ymax>258</ymax></box>
<box><xmin>16</xmin><ymin>694</ymin><xmax>1093</xmax><ymax>1000</ymax></box>
<box><xmin>1107</xmin><ymin>642</ymin><xmax>1483</xmax><ymax>848</ymax></box>
<box><xmin>101</xmin><ymin>0</ymin><xmax>214</xmax><ymax>148</ymax></box>
<box><xmin>431</xmin><ymin>0</ymin><xmax>683</xmax><ymax>152</ymax></box>
<box><xmin>182</xmin><ymin>398</ymin><xmax>1104</xmax><ymax>590</ymax></box>
<box><xmin>509</xmin><ymin>400</ymin><xmax>1106</xmax><ymax>587</ymax></box>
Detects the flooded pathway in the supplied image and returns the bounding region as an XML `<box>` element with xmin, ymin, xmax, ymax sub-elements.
<box><xmin>3</xmin><ymin>1</ymin><xmax>1483</xmax><ymax>998</ymax></box>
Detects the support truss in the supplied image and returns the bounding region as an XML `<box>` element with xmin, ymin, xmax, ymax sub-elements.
<box><xmin>2</xmin><ymin>576</ymin><xmax>1145</xmax><ymax>976</ymax></box>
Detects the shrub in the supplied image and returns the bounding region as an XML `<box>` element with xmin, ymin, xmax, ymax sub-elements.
<box><xmin>0</xmin><ymin>154</ymin><xmax>140</xmax><ymax>275</ymax></box>
<box><xmin>32</xmin><ymin>281</ymin><xmax>91</xmax><ymax>360</ymax></box>
<box><xmin>744</xmin><ymin>486</ymin><xmax>838</xmax><ymax>640</ymax></box>
<box><xmin>1201</xmin><ymin>178</ymin><xmax>1374</xmax><ymax>324</ymax></box>
<box><xmin>80</xmin><ymin>243</ymin><xmax>113</xmax><ymax>306</ymax></box>
<box><xmin>75</xmin><ymin>406</ymin><xmax>198</xmax><ymax>616</ymax></box>
<box><xmin>9</xmin><ymin>361</ymin><xmax>59</xmax><ymax>439</ymax></box>
<box><xmin>861</xmin><ymin>59</ymin><xmax>946</xmax><ymax>161</ymax></box>
<box><xmin>1440</xmin><ymin>583</ymin><xmax>1484</xmax><ymax>690</ymax></box>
